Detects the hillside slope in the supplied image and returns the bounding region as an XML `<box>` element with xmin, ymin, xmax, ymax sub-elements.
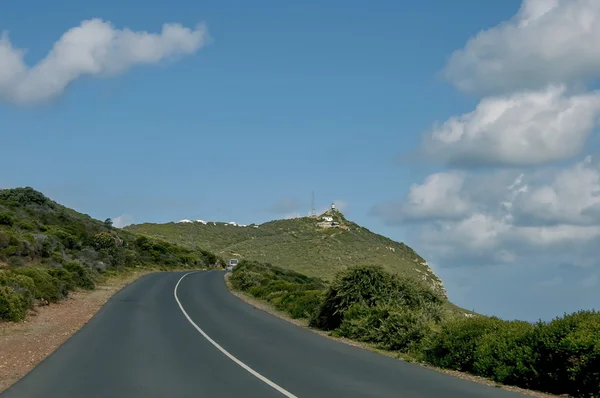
<box><xmin>126</xmin><ymin>209</ymin><xmax>447</xmax><ymax>297</ymax></box>
<box><xmin>0</xmin><ymin>187</ymin><xmax>221</xmax><ymax>272</ymax></box>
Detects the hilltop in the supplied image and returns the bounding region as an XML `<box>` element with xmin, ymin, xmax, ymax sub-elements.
<box><xmin>126</xmin><ymin>207</ymin><xmax>447</xmax><ymax>298</ymax></box>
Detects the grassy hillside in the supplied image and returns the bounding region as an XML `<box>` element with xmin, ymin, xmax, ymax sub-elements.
<box><xmin>126</xmin><ymin>209</ymin><xmax>447</xmax><ymax>298</ymax></box>
<box><xmin>0</xmin><ymin>187</ymin><xmax>222</xmax><ymax>321</ymax></box>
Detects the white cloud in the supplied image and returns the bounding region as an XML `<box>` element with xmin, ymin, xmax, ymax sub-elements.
<box><xmin>375</xmin><ymin>157</ymin><xmax>600</xmax><ymax>269</ymax></box>
<box><xmin>511</xmin><ymin>156</ymin><xmax>600</xmax><ymax>225</ymax></box>
<box><xmin>371</xmin><ymin>172</ymin><xmax>470</xmax><ymax>223</ymax></box>
<box><xmin>0</xmin><ymin>18</ymin><xmax>207</xmax><ymax>105</ymax></box>
<box><xmin>112</xmin><ymin>214</ymin><xmax>133</xmax><ymax>228</ymax></box>
<box><xmin>421</xmin><ymin>85</ymin><xmax>600</xmax><ymax>166</ymax></box>
<box><xmin>444</xmin><ymin>0</ymin><xmax>600</xmax><ymax>94</ymax></box>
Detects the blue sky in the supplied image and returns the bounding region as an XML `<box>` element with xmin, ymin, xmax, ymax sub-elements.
<box><xmin>3</xmin><ymin>0</ymin><xmax>600</xmax><ymax>322</ymax></box>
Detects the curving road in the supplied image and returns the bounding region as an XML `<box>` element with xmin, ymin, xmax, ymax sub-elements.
<box><xmin>1</xmin><ymin>271</ymin><xmax>526</xmax><ymax>398</ymax></box>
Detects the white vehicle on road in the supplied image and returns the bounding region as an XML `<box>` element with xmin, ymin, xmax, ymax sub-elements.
<box><xmin>226</xmin><ymin>258</ymin><xmax>239</xmax><ymax>271</ymax></box>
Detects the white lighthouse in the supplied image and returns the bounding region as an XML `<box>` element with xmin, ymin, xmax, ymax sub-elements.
<box><xmin>331</xmin><ymin>202</ymin><xmax>336</xmax><ymax>210</ymax></box>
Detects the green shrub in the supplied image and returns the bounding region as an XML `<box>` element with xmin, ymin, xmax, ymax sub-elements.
<box><xmin>0</xmin><ymin>270</ymin><xmax>36</xmax><ymax>307</ymax></box>
<box><xmin>273</xmin><ymin>290</ymin><xmax>323</xmax><ymax>319</ymax></box>
<box><xmin>7</xmin><ymin>256</ymin><xmax>25</xmax><ymax>267</ymax></box>
<box><xmin>47</xmin><ymin>267</ymin><xmax>75</xmax><ymax>291</ymax></box>
<box><xmin>0</xmin><ymin>230</ymin><xmax>9</xmax><ymax>249</ymax></box>
<box><xmin>0</xmin><ymin>285</ymin><xmax>28</xmax><ymax>321</ymax></box>
<box><xmin>311</xmin><ymin>265</ymin><xmax>442</xmax><ymax>330</ymax></box>
<box><xmin>529</xmin><ymin>311</ymin><xmax>600</xmax><ymax>397</ymax></box>
<box><xmin>425</xmin><ymin>316</ymin><xmax>504</xmax><ymax>372</ymax></box>
<box><xmin>93</xmin><ymin>232</ymin><xmax>117</xmax><ymax>251</ymax></box>
<box><xmin>0</xmin><ymin>212</ymin><xmax>14</xmax><ymax>226</ymax></box>
<box><xmin>335</xmin><ymin>303</ymin><xmax>433</xmax><ymax>352</ymax></box>
<box><xmin>47</xmin><ymin>227</ymin><xmax>80</xmax><ymax>250</ymax></box>
<box><xmin>64</xmin><ymin>261</ymin><xmax>96</xmax><ymax>290</ymax></box>
<box><xmin>472</xmin><ymin>320</ymin><xmax>537</xmax><ymax>386</ymax></box>
<box><xmin>12</xmin><ymin>267</ymin><xmax>66</xmax><ymax>303</ymax></box>
<box><xmin>230</xmin><ymin>269</ymin><xmax>267</xmax><ymax>291</ymax></box>
<box><xmin>17</xmin><ymin>220</ymin><xmax>34</xmax><ymax>231</ymax></box>
<box><xmin>377</xmin><ymin>306</ymin><xmax>433</xmax><ymax>352</ymax></box>
<box><xmin>248</xmin><ymin>280</ymin><xmax>302</xmax><ymax>299</ymax></box>
<box><xmin>0</xmin><ymin>187</ymin><xmax>54</xmax><ymax>207</ymax></box>
<box><xmin>334</xmin><ymin>303</ymin><xmax>385</xmax><ymax>342</ymax></box>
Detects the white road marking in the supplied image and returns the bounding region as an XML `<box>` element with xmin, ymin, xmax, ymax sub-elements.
<box><xmin>174</xmin><ymin>271</ymin><xmax>298</xmax><ymax>398</ymax></box>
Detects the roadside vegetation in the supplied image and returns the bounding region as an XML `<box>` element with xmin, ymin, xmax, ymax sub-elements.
<box><xmin>230</xmin><ymin>261</ymin><xmax>600</xmax><ymax>398</ymax></box>
<box><xmin>0</xmin><ymin>187</ymin><xmax>224</xmax><ymax>322</ymax></box>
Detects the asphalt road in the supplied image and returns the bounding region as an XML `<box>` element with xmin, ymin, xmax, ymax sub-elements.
<box><xmin>1</xmin><ymin>271</ymin><xmax>527</xmax><ymax>398</ymax></box>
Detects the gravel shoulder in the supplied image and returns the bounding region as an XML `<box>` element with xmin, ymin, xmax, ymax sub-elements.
<box><xmin>223</xmin><ymin>273</ymin><xmax>561</xmax><ymax>398</ymax></box>
<box><xmin>0</xmin><ymin>269</ymin><xmax>155</xmax><ymax>393</ymax></box>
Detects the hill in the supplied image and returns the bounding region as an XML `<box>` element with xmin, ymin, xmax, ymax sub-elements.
<box><xmin>126</xmin><ymin>208</ymin><xmax>447</xmax><ymax>298</ymax></box>
<box><xmin>0</xmin><ymin>187</ymin><xmax>221</xmax><ymax>272</ymax></box>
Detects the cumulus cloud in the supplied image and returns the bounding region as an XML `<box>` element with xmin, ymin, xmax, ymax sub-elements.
<box><xmin>421</xmin><ymin>85</ymin><xmax>600</xmax><ymax>167</ymax></box>
<box><xmin>371</xmin><ymin>172</ymin><xmax>470</xmax><ymax>223</ymax></box>
<box><xmin>112</xmin><ymin>214</ymin><xmax>133</xmax><ymax>228</ymax></box>
<box><xmin>375</xmin><ymin>157</ymin><xmax>600</xmax><ymax>267</ymax></box>
<box><xmin>444</xmin><ymin>0</ymin><xmax>600</xmax><ymax>94</ymax></box>
<box><xmin>511</xmin><ymin>156</ymin><xmax>600</xmax><ymax>226</ymax></box>
<box><xmin>268</xmin><ymin>198</ymin><xmax>303</xmax><ymax>214</ymax></box>
<box><xmin>0</xmin><ymin>18</ymin><xmax>207</xmax><ymax>105</ymax></box>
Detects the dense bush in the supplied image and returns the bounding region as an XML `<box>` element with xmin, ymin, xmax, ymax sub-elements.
<box><xmin>12</xmin><ymin>267</ymin><xmax>67</xmax><ymax>303</ymax></box>
<box><xmin>0</xmin><ymin>270</ymin><xmax>36</xmax><ymax>308</ymax></box>
<box><xmin>310</xmin><ymin>265</ymin><xmax>443</xmax><ymax>331</ymax></box>
<box><xmin>425</xmin><ymin>316</ymin><xmax>505</xmax><ymax>372</ymax></box>
<box><xmin>0</xmin><ymin>286</ymin><xmax>28</xmax><ymax>321</ymax></box>
<box><xmin>271</xmin><ymin>289</ymin><xmax>323</xmax><ymax>319</ymax></box>
<box><xmin>528</xmin><ymin>311</ymin><xmax>600</xmax><ymax>397</ymax></box>
<box><xmin>0</xmin><ymin>212</ymin><xmax>14</xmax><ymax>226</ymax></box>
<box><xmin>63</xmin><ymin>261</ymin><xmax>96</xmax><ymax>290</ymax></box>
<box><xmin>335</xmin><ymin>303</ymin><xmax>434</xmax><ymax>352</ymax></box>
<box><xmin>230</xmin><ymin>261</ymin><xmax>326</xmax><ymax>320</ymax></box>
<box><xmin>471</xmin><ymin>320</ymin><xmax>537</xmax><ymax>386</ymax></box>
<box><xmin>423</xmin><ymin>311</ymin><xmax>600</xmax><ymax>397</ymax></box>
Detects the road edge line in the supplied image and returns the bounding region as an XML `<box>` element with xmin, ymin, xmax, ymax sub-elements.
<box><xmin>173</xmin><ymin>271</ymin><xmax>298</xmax><ymax>398</ymax></box>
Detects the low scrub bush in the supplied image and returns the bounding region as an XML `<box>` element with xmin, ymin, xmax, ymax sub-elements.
<box><xmin>334</xmin><ymin>303</ymin><xmax>433</xmax><ymax>352</ymax></box>
<box><xmin>310</xmin><ymin>265</ymin><xmax>443</xmax><ymax>331</ymax></box>
<box><xmin>230</xmin><ymin>269</ymin><xmax>267</xmax><ymax>291</ymax></box>
<box><xmin>0</xmin><ymin>212</ymin><xmax>14</xmax><ymax>226</ymax></box>
<box><xmin>64</xmin><ymin>261</ymin><xmax>96</xmax><ymax>290</ymax></box>
<box><xmin>231</xmin><ymin>261</ymin><xmax>326</xmax><ymax>320</ymax></box>
<box><xmin>12</xmin><ymin>267</ymin><xmax>67</xmax><ymax>303</ymax></box>
<box><xmin>472</xmin><ymin>320</ymin><xmax>537</xmax><ymax>386</ymax></box>
<box><xmin>0</xmin><ymin>270</ymin><xmax>36</xmax><ymax>307</ymax></box>
<box><xmin>423</xmin><ymin>311</ymin><xmax>600</xmax><ymax>397</ymax></box>
<box><xmin>47</xmin><ymin>267</ymin><xmax>75</xmax><ymax>292</ymax></box>
<box><xmin>0</xmin><ymin>285</ymin><xmax>28</xmax><ymax>321</ymax></box>
<box><xmin>272</xmin><ymin>290</ymin><xmax>323</xmax><ymax>319</ymax></box>
<box><xmin>425</xmin><ymin>316</ymin><xmax>504</xmax><ymax>372</ymax></box>
<box><xmin>528</xmin><ymin>311</ymin><xmax>600</xmax><ymax>397</ymax></box>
